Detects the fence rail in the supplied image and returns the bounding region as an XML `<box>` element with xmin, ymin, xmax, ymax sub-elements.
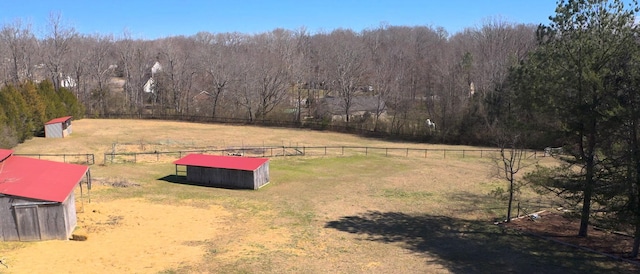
<box><xmin>16</xmin><ymin>153</ymin><xmax>95</xmax><ymax>165</ymax></box>
<box><xmin>102</xmin><ymin>146</ymin><xmax>542</xmax><ymax>164</ymax></box>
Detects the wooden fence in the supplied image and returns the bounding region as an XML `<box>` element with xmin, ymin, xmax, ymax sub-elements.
<box><xmin>102</xmin><ymin>146</ymin><xmax>542</xmax><ymax>164</ymax></box>
<box><xmin>16</xmin><ymin>153</ymin><xmax>95</xmax><ymax>165</ymax></box>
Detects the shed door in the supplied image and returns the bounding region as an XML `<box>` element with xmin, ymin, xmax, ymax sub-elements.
<box><xmin>14</xmin><ymin>205</ymin><xmax>41</xmax><ymax>241</ymax></box>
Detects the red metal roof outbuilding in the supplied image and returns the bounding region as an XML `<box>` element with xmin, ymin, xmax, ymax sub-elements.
<box><xmin>173</xmin><ymin>154</ymin><xmax>270</xmax><ymax>189</ymax></box>
<box><xmin>0</xmin><ymin>149</ymin><xmax>88</xmax><ymax>203</ymax></box>
<box><xmin>173</xmin><ymin>154</ymin><xmax>269</xmax><ymax>171</ymax></box>
<box><xmin>45</xmin><ymin>116</ymin><xmax>72</xmax><ymax>125</ymax></box>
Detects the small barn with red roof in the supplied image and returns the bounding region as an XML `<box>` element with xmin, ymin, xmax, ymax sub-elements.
<box><xmin>173</xmin><ymin>154</ymin><xmax>269</xmax><ymax>190</ymax></box>
<box><xmin>44</xmin><ymin>116</ymin><xmax>73</xmax><ymax>138</ymax></box>
<box><xmin>0</xmin><ymin>149</ymin><xmax>91</xmax><ymax>241</ymax></box>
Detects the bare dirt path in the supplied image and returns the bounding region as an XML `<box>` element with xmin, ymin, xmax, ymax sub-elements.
<box><xmin>3</xmin><ymin>197</ymin><xmax>233</xmax><ymax>273</ymax></box>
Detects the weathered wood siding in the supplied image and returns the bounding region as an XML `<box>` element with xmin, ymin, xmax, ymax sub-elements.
<box><xmin>63</xmin><ymin>192</ymin><xmax>77</xmax><ymax>237</ymax></box>
<box><xmin>186</xmin><ymin>162</ymin><xmax>269</xmax><ymax>189</ymax></box>
<box><xmin>0</xmin><ymin>195</ymin><xmax>21</xmax><ymax>241</ymax></box>
<box><xmin>14</xmin><ymin>205</ymin><xmax>41</xmax><ymax>241</ymax></box>
<box><xmin>0</xmin><ymin>193</ymin><xmax>76</xmax><ymax>241</ymax></box>
<box><xmin>254</xmin><ymin>161</ymin><xmax>270</xmax><ymax>189</ymax></box>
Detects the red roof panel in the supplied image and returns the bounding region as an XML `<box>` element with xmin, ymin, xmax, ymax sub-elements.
<box><xmin>0</xmin><ymin>155</ymin><xmax>88</xmax><ymax>202</ymax></box>
<box><xmin>173</xmin><ymin>154</ymin><xmax>268</xmax><ymax>171</ymax></box>
<box><xmin>45</xmin><ymin>116</ymin><xmax>72</xmax><ymax>125</ymax></box>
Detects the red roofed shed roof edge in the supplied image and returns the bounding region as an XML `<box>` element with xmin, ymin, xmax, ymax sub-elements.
<box><xmin>0</xmin><ymin>149</ymin><xmax>12</xmax><ymax>162</ymax></box>
<box><xmin>45</xmin><ymin>116</ymin><xmax>72</xmax><ymax>125</ymax></box>
<box><xmin>173</xmin><ymin>154</ymin><xmax>268</xmax><ymax>171</ymax></box>
<box><xmin>0</xmin><ymin>155</ymin><xmax>88</xmax><ymax>202</ymax></box>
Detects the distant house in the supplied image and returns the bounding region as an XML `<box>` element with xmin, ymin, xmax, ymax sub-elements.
<box><xmin>192</xmin><ymin>91</ymin><xmax>212</xmax><ymax>113</ymax></box>
<box><xmin>143</xmin><ymin>61</ymin><xmax>162</xmax><ymax>94</ymax></box>
<box><xmin>45</xmin><ymin>116</ymin><xmax>73</xmax><ymax>138</ymax></box>
<box><xmin>173</xmin><ymin>154</ymin><xmax>270</xmax><ymax>190</ymax></box>
<box><xmin>0</xmin><ymin>149</ymin><xmax>91</xmax><ymax>241</ymax></box>
<box><xmin>60</xmin><ymin>75</ymin><xmax>76</xmax><ymax>88</ymax></box>
<box><xmin>315</xmin><ymin>96</ymin><xmax>386</xmax><ymax>122</ymax></box>
<box><xmin>143</xmin><ymin>77</ymin><xmax>156</xmax><ymax>93</ymax></box>
<box><xmin>108</xmin><ymin>77</ymin><xmax>126</xmax><ymax>93</ymax></box>
<box><xmin>151</xmin><ymin>61</ymin><xmax>162</xmax><ymax>74</ymax></box>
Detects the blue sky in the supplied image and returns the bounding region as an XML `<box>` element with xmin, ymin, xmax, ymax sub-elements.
<box><xmin>0</xmin><ymin>0</ymin><xmax>560</xmax><ymax>39</ymax></box>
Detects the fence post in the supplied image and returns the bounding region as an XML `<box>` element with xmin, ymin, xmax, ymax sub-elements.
<box><xmin>386</xmin><ymin>148</ymin><xmax>388</xmax><ymax>157</ymax></box>
<box><xmin>342</xmin><ymin>146</ymin><xmax>344</xmax><ymax>155</ymax></box>
<box><xmin>444</xmin><ymin>150</ymin><xmax>446</xmax><ymax>159</ymax></box>
<box><xmin>324</xmin><ymin>146</ymin><xmax>327</xmax><ymax>155</ymax></box>
<box><xmin>365</xmin><ymin>147</ymin><xmax>368</xmax><ymax>156</ymax></box>
<box><xmin>282</xmin><ymin>146</ymin><xmax>285</xmax><ymax>157</ymax></box>
<box><xmin>481</xmin><ymin>150</ymin><xmax>483</xmax><ymax>158</ymax></box>
<box><xmin>462</xmin><ymin>150</ymin><xmax>465</xmax><ymax>158</ymax></box>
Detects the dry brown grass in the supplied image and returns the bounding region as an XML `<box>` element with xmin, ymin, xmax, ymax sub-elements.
<box><xmin>0</xmin><ymin>119</ymin><xmax>632</xmax><ymax>273</ymax></box>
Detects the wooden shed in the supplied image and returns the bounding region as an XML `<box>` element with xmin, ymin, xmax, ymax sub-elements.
<box><xmin>173</xmin><ymin>154</ymin><xmax>269</xmax><ymax>189</ymax></box>
<box><xmin>0</xmin><ymin>149</ymin><xmax>91</xmax><ymax>241</ymax></box>
<box><xmin>44</xmin><ymin>116</ymin><xmax>73</xmax><ymax>138</ymax></box>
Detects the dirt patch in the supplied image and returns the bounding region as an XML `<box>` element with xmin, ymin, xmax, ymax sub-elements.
<box><xmin>2</xmin><ymin>199</ymin><xmax>235</xmax><ymax>273</ymax></box>
<box><xmin>502</xmin><ymin>211</ymin><xmax>639</xmax><ymax>265</ymax></box>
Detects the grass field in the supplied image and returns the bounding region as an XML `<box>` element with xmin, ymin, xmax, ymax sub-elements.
<box><xmin>0</xmin><ymin>119</ymin><xmax>635</xmax><ymax>273</ymax></box>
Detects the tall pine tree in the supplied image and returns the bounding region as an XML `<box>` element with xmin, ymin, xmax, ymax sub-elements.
<box><xmin>514</xmin><ymin>0</ymin><xmax>639</xmax><ymax>237</ymax></box>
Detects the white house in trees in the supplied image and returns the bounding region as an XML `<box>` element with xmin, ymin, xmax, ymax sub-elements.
<box><xmin>143</xmin><ymin>61</ymin><xmax>162</xmax><ymax>93</ymax></box>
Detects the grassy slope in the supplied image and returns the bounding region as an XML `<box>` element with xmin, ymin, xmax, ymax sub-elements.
<box><xmin>3</xmin><ymin>119</ymin><xmax>635</xmax><ymax>273</ymax></box>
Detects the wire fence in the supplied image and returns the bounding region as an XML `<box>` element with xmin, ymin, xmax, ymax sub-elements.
<box><xmin>16</xmin><ymin>153</ymin><xmax>95</xmax><ymax>165</ymax></box>
<box><xmin>102</xmin><ymin>146</ymin><xmax>543</xmax><ymax>164</ymax></box>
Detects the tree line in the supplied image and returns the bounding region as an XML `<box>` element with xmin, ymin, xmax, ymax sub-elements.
<box><xmin>0</xmin><ymin>13</ymin><xmax>538</xmax><ymax>146</ymax></box>
<box><xmin>0</xmin><ymin>80</ymin><xmax>83</xmax><ymax>147</ymax></box>
<box><xmin>504</xmin><ymin>0</ymin><xmax>640</xmax><ymax>258</ymax></box>
<box><xmin>4</xmin><ymin>0</ymin><xmax>640</xmax><ymax>259</ymax></box>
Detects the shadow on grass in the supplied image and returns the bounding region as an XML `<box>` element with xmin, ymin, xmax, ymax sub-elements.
<box><xmin>325</xmin><ymin>211</ymin><xmax>635</xmax><ymax>273</ymax></box>
<box><xmin>158</xmin><ymin>175</ymin><xmax>249</xmax><ymax>190</ymax></box>
<box><xmin>159</xmin><ymin>174</ymin><xmax>188</xmax><ymax>184</ymax></box>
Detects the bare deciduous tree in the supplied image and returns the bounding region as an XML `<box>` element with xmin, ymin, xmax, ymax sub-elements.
<box><xmin>41</xmin><ymin>12</ymin><xmax>77</xmax><ymax>91</ymax></box>
<box><xmin>155</xmin><ymin>37</ymin><xmax>197</xmax><ymax>114</ymax></box>
<box><xmin>491</xmin><ymin>131</ymin><xmax>532</xmax><ymax>222</ymax></box>
<box><xmin>320</xmin><ymin>29</ymin><xmax>369</xmax><ymax>124</ymax></box>
<box><xmin>0</xmin><ymin>20</ymin><xmax>36</xmax><ymax>84</ymax></box>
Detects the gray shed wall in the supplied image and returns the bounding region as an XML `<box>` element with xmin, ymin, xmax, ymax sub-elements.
<box><xmin>0</xmin><ymin>192</ymin><xmax>76</xmax><ymax>241</ymax></box>
<box><xmin>254</xmin><ymin>162</ymin><xmax>270</xmax><ymax>189</ymax></box>
<box><xmin>45</xmin><ymin>121</ymin><xmax>72</xmax><ymax>138</ymax></box>
<box><xmin>0</xmin><ymin>195</ymin><xmax>20</xmax><ymax>241</ymax></box>
<box><xmin>186</xmin><ymin>162</ymin><xmax>269</xmax><ymax>190</ymax></box>
<box><xmin>45</xmin><ymin>123</ymin><xmax>63</xmax><ymax>138</ymax></box>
